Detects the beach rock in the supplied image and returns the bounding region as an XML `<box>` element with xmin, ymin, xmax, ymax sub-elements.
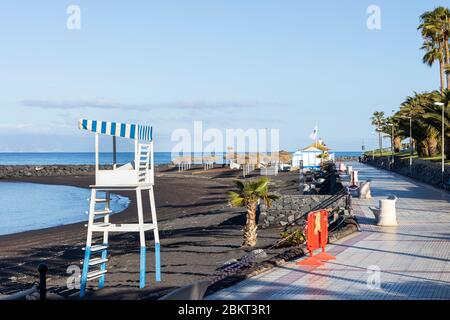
<box><xmin>221</xmin><ymin>259</ymin><xmax>238</xmax><ymax>268</ymax></box>
<box><xmin>242</xmin><ymin>249</ymin><xmax>267</xmax><ymax>262</ymax></box>
<box><xmin>0</xmin><ymin>165</ymin><xmax>113</xmax><ymax>179</ymax></box>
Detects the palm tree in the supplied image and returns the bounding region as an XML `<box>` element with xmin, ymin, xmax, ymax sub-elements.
<box><xmin>421</xmin><ymin>38</ymin><xmax>445</xmax><ymax>93</ymax></box>
<box><xmin>228</xmin><ymin>177</ymin><xmax>278</xmax><ymax>247</ymax></box>
<box><xmin>420</xmin><ymin>90</ymin><xmax>450</xmax><ymax>159</ymax></box>
<box><xmin>371</xmin><ymin>111</ymin><xmax>386</xmax><ymax>155</ymax></box>
<box><xmin>382</xmin><ymin>117</ymin><xmax>404</xmax><ymax>153</ymax></box>
<box><xmin>419</xmin><ymin>7</ymin><xmax>450</xmax><ymax>91</ymax></box>
<box><xmin>395</xmin><ymin>92</ymin><xmax>442</xmax><ymax>157</ymax></box>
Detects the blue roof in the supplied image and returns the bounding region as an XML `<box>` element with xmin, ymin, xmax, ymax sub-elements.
<box><xmin>78</xmin><ymin>119</ymin><xmax>152</xmax><ymax>141</ymax></box>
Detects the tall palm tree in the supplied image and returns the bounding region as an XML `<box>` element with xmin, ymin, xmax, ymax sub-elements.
<box><xmin>421</xmin><ymin>38</ymin><xmax>445</xmax><ymax>93</ymax></box>
<box><xmin>228</xmin><ymin>177</ymin><xmax>278</xmax><ymax>247</ymax></box>
<box><xmin>371</xmin><ymin>111</ymin><xmax>386</xmax><ymax>155</ymax></box>
<box><xmin>419</xmin><ymin>7</ymin><xmax>450</xmax><ymax>91</ymax></box>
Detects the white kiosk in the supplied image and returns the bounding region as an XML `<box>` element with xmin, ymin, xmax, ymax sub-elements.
<box><xmin>292</xmin><ymin>142</ymin><xmax>331</xmax><ymax>169</ymax></box>
<box><xmin>78</xmin><ymin>119</ymin><xmax>160</xmax><ymax>298</ymax></box>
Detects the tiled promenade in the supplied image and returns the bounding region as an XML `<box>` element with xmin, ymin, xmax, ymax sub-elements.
<box><xmin>208</xmin><ymin>163</ymin><xmax>450</xmax><ymax>300</ymax></box>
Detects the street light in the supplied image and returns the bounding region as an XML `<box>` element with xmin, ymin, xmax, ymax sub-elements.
<box><xmin>434</xmin><ymin>101</ymin><xmax>445</xmax><ymax>185</ymax></box>
<box><xmin>400</xmin><ymin>115</ymin><xmax>413</xmax><ymax>175</ymax></box>
<box><xmin>387</xmin><ymin>123</ymin><xmax>394</xmax><ymax>169</ymax></box>
<box><xmin>371</xmin><ymin>131</ymin><xmax>376</xmax><ymax>160</ymax></box>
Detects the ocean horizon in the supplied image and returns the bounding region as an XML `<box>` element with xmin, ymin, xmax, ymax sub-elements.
<box><xmin>0</xmin><ymin>151</ymin><xmax>362</xmax><ymax>165</ymax></box>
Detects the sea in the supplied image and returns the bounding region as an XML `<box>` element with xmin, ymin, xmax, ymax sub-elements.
<box><xmin>0</xmin><ymin>151</ymin><xmax>362</xmax><ymax>165</ymax></box>
<box><xmin>0</xmin><ymin>182</ymin><xmax>129</xmax><ymax>236</ymax></box>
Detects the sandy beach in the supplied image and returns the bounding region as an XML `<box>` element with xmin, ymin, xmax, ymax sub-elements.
<box><xmin>0</xmin><ymin>166</ymin><xmax>294</xmax><ymax>299</ymax></box>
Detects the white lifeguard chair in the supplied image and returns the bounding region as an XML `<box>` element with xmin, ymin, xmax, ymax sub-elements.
<box><xmin>78</xmin><ymin>119</ymin><xmax>160</xmax><ymax>298</ymax></box>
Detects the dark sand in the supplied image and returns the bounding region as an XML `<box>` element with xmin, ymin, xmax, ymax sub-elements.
<box><xmin>0</xmin><ymin>166</ymin><xmax>293</xmax><ymax>299</ymax></box>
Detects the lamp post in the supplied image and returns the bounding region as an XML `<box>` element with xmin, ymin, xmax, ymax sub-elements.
<box><xmin>405</xmin><ymin>116</ymin><xmax>413</xmax><ymax>174</ymax></box>
<box><xmin>371</xmin><ymin>131</ymin><xmax>376</xmax><ymax>160</ymax></box>
<box><xmin>399</xmin><ymin>115</ymin><xmax>413</xmax><ymax>174</ymax></box>
<box><xmin>434</xmin><ymin>102</ymin><xmax>445</xmax><ymax>185</ymax></box>
<box><xmin>387</xmin><ymin>123</ymin><xmax>394</xmax><ymax>169</ymax></box>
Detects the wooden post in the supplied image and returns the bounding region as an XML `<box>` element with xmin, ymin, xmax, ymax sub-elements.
<box><xmin>112</xmin><ymin>136</ymin><xmax>117</xmax><ymax>169</ymax></box>
<box><xmin>95</xmin><ymin>133</ymin><xmax>100</xmax><ymax>171</ymax></box>
<box><xmin>135</xmin><ymin>140</ymin><xmax>139</xmax><ymax>169</ymax></box>
<box><xmin>150</xmin><ymin>141</ymin><xmax>154</xmax><ymax>184</ymax></box>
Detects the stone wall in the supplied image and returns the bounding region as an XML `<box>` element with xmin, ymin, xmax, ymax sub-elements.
<box><xmin>0</xmin><ymin>165</ymin><xmax>102</xmax><ymax>179</ymax></box>
<box><xmin>259</xmin><ymin>164</ymin><xmax>346</xmax><ymax>228</ymax></box>
<box><xmin>363</xmin><ymin>156</ymin><xmax>450</xmax><ymax>189</ymax></box>
<box><xmin>335</xmin><ymin>156</ymin><xmax>360</xmax><ymax>162</ymax></box>
<box><xmin>259</xmin><ymin>193</ymin><xmax>347</xmax><ymax>228</ymax></box>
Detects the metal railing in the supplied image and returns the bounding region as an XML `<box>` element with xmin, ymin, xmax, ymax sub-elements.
<box><xmin>286</xmin><ymin>188</ymin><xmax>351</xmax><ymax>229</ymax></box>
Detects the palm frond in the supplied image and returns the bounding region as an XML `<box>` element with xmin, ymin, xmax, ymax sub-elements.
<box><xmin>228</xmin><ymin>191</ymin><xmax>245</xmax><ymax>207</ymax></box>
<box><xmin>232</xmin><ymin>180</ymin><xmax>245</xmax><ymax>191</ymax></box>
<box><xmin>227</xmin><ymin>177</ymin><xmax>278</xmax><ymax>209</ymax></box>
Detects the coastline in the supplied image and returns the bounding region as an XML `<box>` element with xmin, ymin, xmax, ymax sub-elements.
<box><xmin>0</xmin><ymin>167</ymin><xmax>287</xmax><ymax>299</ymax></box>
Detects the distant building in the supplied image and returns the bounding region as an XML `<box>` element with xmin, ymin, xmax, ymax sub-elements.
<box><xmin>292</xmin><ymin>141</ymin><xmax>332</xmax><ymax>169</ymax></box>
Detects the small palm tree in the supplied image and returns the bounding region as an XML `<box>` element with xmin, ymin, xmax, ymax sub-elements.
<box><xmin>371</xmin><ymin>111</ymin><xmax>386</xmax><ymax>155</ymax></box>
<box><xmin>228</xmin><ymin>177</ymin><xmax>278</xmax><ymax>247</ymax></box>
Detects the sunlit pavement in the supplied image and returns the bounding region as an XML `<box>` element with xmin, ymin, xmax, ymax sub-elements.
<box><xmin>208</xmin><ymin>163</ymin><xmax>450</xmax><ymax>300</ymax></box>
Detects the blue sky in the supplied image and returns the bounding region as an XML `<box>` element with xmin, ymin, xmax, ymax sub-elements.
<box><xmin>0</xmin><ymin>0</ymin><xmax>448</xmax><ymax>152</ymax></box>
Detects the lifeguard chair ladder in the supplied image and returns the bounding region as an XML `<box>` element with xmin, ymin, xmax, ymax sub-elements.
<box><xmin>78</xmin><ymin>119</ymin><xmax>160</xmax><ymax>298</ymax></box>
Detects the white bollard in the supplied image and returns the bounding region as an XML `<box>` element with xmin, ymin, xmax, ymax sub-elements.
<box><xmin>351</xmin><ymin>170</ymin><xmax>359</xmax><ymax>186</ymax></box>
<box><xmin>347</xmin><ymin>165</ymin><xmax>353</xmax><ymax>176</ymax></box>
<box><xmin>359</xmin><ymin>180</ymin><xmax>372</xmax><ymax>199</ymax></box>
<box><xmin>376</xmin><ymin>195</ymin><xmax>398</xmax><ymax>226</ymax></box>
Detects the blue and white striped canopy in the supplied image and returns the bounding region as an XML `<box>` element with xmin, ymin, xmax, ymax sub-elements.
<box><xmin>78</xmin><ymin>119</ymin><xmax>153</xmax><ymax>141</ymax></box>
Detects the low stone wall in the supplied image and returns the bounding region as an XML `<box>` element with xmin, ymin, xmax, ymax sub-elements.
<box><xmin>259</xmin><ymin>193</ymin><xmax>347</xmax><ymax>227</ymax></box>
<box><xmin>363</xmin><ymin>156</ymin><xmax>450</xmax><ymax>189</ymax></box>
<box><xmin>335</xmin><ymin>156</ymin><xmax>360</xmax><ymax>162</ymax></box>
<box><xmin>0</xmin><ymin>165</ymin><xmax>101</xmax><ymax>179</ymax></box>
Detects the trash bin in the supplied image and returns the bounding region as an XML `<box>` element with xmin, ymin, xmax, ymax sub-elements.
<box><xmin>376</xmin><ymin>195</ymin><xmax>398</xmax><ymax>226</ymax></box>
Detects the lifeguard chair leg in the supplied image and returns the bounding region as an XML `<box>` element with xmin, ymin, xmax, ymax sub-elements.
<box><xmin>80</xmin><ymin>247</ymin><xmax>91</xmax><ymax>297</ymax></box>
<box><xmin>98</xmin><ymin>192</ymin><xmax>110</xmax><ymax>289</ymax></box>
<box><xmin>80</xmin><ymin>189</ymin><xmax>96</xmax><ymax>298</ymax></box>
<box><xmin>149</xmin><ymin>187</ymin><xmax>161</xmax><ymax>282</ymax></box>
<box><xmin>136</xmin><ymin>189</ymin><xmax>147</xmax><ymax>288</ymax></box>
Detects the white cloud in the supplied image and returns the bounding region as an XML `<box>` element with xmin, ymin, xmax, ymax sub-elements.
<box><xmin>0</xmin><ymin>123</ymin><xmax>72</xmax><ymax>134</ymax></box>
<box><xmin>19</xmin><ymin>99</ymin><xmax>284</xmax><ymax>112</ymax></box>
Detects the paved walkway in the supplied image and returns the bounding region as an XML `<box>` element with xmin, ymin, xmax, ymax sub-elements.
<box><xmin>208</xmin><ymin>163</ymin><xmax>450</xmax><ymax>300</ymax></box>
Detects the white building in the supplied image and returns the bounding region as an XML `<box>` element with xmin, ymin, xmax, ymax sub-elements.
<box><xmin>292</xmin><ymin>142</ymin><xmax>331</xmax><ymax>169</ymax></box>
